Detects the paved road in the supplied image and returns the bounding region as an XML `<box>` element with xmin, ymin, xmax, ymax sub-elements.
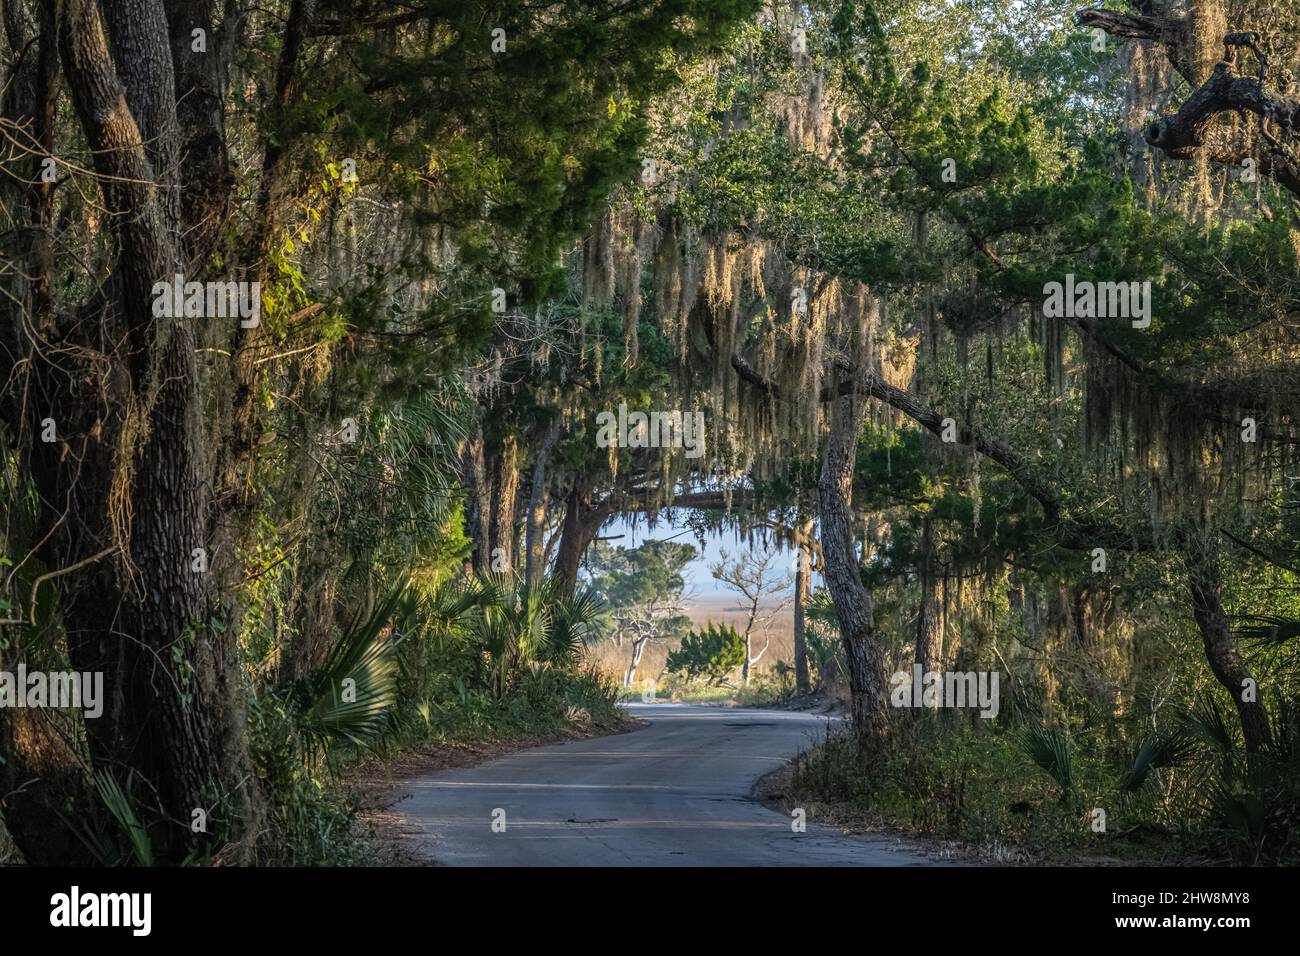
<box><xmin>396</xmin><ymin>703</ymin><xmax>954</xmax><ymax>866</ymax></box>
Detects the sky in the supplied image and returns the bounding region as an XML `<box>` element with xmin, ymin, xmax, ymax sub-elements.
<box><xmin>597</xmin><ymin>512</ymin><xmax>804</xmax><ymax>602</ymax></box>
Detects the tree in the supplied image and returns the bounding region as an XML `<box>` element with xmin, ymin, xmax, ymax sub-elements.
<box><xmin>0</xmin><ymin>0</ymin><xmax>759</xmax><ymax>864</ymax></box>
<box><xmin>665</xmin><ymin>621</ymin><xmax>747</xmax><ymax>686</ymax></box>
<box><xmin>710</xmin><ymin>546</ymin><xmax>794</xmax><ymax>685</ymax></box>
<box><xmin>589</xmin><ymin>539</ymin><xmax>696</xmax><ymax>687</ymax></box>
<box><xmin>1078</xmin><ymin>1</ymin><xmax>1300</xmax><ymax>199</ymax></box>
<box><xmin>792</xmin><ymin>515</ymin><xmax>816</xmax><ymax>694</ymax></box>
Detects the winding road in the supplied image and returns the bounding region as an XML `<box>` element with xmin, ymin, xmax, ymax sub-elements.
<box><xmin>396</xmin><ymin>703</ymin><xmax>954</xmax><ymax>866</ymax></box>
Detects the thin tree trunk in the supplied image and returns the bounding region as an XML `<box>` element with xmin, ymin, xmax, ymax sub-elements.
<box><xmin>818</xmin><ymin>377</ymin><xmax>887</xmax><ymax>747</ymax></box>
<box><xmin>793</xmin><ymin>516</ymin><xmax>812</xmax><ymax>694</ymax></box>
<box><xmin>1183</xmin><ymin>538</ymin><xmax>1271</xmax><ymax>754</ymax></box>
<box><xmin>914</xmin><ymin>516</ymin><xmax>943</xmax><ymax>675</ymax></box>
<box><xmin>741</xmin><ymin>598</ymin><xmax>759</xmax><ymax>685</ymax></box>
<box><xmin>525</xmin><ymin>423</ymin><xmax>561</xmax><ymax>585</ymax></box>
<box><xmin>624</xmin><ymin>635</ymin><xmax>648</xmax><ymax>687</ymax></box>
<box><xmin>488</xmin><ymin>433</ymin><xmax>520</xmax><ymax>573</ymax></box>
<box><xmin>462</xmin><ymin>425</ymin><xmax>491</xmax><ymax>573</ymax></box>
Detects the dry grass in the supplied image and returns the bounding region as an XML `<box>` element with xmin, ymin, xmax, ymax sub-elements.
<box><xmin>586</xmin><ymin>595</ymin><xmax>797</xmax><ymax>691</ymax></box>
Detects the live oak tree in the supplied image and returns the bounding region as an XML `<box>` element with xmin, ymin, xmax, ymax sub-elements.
<box><xmin>588</xmin><ymin>538</ymin><xmax>696</xmax><ymax>687</ymax></box>
<box><xmin>560</xmin><ymin>0</ymin><xmax>1297</xmax><ymax>760</ymax></box>
<box><xmin>710</xmin><ymin>546</ymin><xmax>793</xmax><ymax>684</ymax></box>
<box><xmin>0</xmin><ymin>0</ymin><xmax>757</xmax><ymax>864</ymax></box>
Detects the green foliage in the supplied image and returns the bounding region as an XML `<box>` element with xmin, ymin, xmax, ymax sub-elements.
<box><xmin>736</xmin><ymin>663</ymin><xmax>798</xmax><ymax>705</ymax></box>
<box><xmin>589</xmin><ymin>538</ymin><xmax>697</xmax><ymax>609</ymax></box>
<box><xmin>242</xmin><ymin>569</ymin><xmax>618</xmax><ymax>864</ymax></box>
<box><xmin>804</xmin><ymin>590</ymin><xmax>847</xmax><ymax>685</ymax></box>
<box><xmin>63</xmin><ymin>773</ymin><xmax>156</xmax><ymax>868</ymax></box>
<box><xmin>289</xmin><ymin>581</ymin><xmax>412</xmax><ymax>762</ymax></box>
<box><xmin>1119</xmin><ymin>728</ymin><xmax>1195</xmax><ymax>794</ymax></box>
<box><xmin>1019</xmin><ymin>726</ymin><xmax>1075</xmax><ymax>797</ymax></box>
<box><xmin>461</xmin><ymin>573</ymin><xmax>607</xmax><ymax>697</ymax></box>
<box><xmin>665</xmin><ymin>621</ymin><xmax>746</xmax><ymax>685</ymax></box>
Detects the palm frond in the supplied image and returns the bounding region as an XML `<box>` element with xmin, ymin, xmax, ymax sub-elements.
<box><xmin>293</xmin><ymin>579</ymin><xmax>411</xmax><ymax>756</ymax></box>
<box><xmin>1120</xmin><ymin>727</ymin><xmax>1196</xmax><ymax>792</ymax></box>
<box><xmin>1019</xmin><ymin>726</ymin><xmax>1074</xmax><ymax>794</ymax></box>
<box><xmin>94</xmin><ymin>772</ymin><xmax>154</xmax><ymax>866</ymax></box>
<box><xmin>1234</xmin><ymin>614</ymin><xmax>1300</xmax><ymax>647</ymax></box>
<box><xmin>545</xmin><ymin>583</ymin><xmax>606</xmax><ymax>666</ymax></box>
<box><xmin>1181</xmin><ymin>693</ymin><xmax>1240</xmax><ymax>755</ymax></box>
<box><xmin>459</xmin><ymin>572</ymin><xmax>608</xmax><ymax>696</ymax></box>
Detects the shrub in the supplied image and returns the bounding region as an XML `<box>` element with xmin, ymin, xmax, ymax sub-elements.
<box><xmin>664</xmin><ymin>621</ymin><xmax>745</xmax><ymax>685</ymax></box>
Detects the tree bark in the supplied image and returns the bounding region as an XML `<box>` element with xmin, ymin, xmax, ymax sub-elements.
<box><xmin>553</xmin><ymin>486</ymin><xmax>611</xmax><ymax>598</ymax></box>
<box><xmin>1</xmin><ymin>0</ymin><xmax>258</xmax><ymax>862</ymax></box>
<box><xmin>741</xmin><ymin>595</ymin><xmax>759</xmax><ymax>685</ymax></box>
<box><xmin>1077</xmin><ymin>5</ymin><xmax>1300</xmax><ymax>199</ymax></box>
<box><xmin>793</xmin><ymin>516</ymin><xmax>812</xmax><ymax>694</ymax></box>
<box><xmin>461</xmin><ymin>426</ymin><xmax>491</xmax><ymax>574</ymax></box>
<box><xmin>817</xmin><ymin>377</ymin><xmax>887</xmax><ymax>746</ymax></box>
<box><xmin>623</xmin><ymin>634</ymin><xmax>648</xmax><ymax>688</ymax></box>
<box><xmin>1183</xmin><ymin>538</ymin><xmax>1271</xmax><ymax>754</ymax></box>
<box><xmin>488</xmin><ymin>433</ymin><xmax>520</xmax><ymax>573</ymax></box>
<box><xmin>525</xmin><ymin>423</ymin><xmax>561</xmax><ymax>585</ymax></box>
<box><xmin>165</xmin><ymin>0</ymin><xmax>234</xmax><ymax>269</ymax></box>
<box><xmin>0</xmin><ymin>2</ymin><xmax>92</xmax><ymax>864</ymax></box>
<box><xmin>914</xmin><ymin>516</ymin><xmax>943</xmax><ymax>674</ymax></box>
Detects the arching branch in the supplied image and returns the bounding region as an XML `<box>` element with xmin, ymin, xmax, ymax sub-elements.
<box><xmin>1077</xmin><ymin>6</ymin><xmax>1300</xmax><ymax>199</ymax></box>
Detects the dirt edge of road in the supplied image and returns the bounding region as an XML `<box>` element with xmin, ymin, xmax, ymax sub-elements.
<box><xmin>349</xmin><ymin>714</ymin><xmax>646</xmax><ymax>865</ymax></box>
<box><xmin>755</xmin><ymin>757</ymin><xmax>1195</xmax><ymax>867</ymax></box>
<box><xmin>753</xmin><ymin>759</ymin><xmax>987</xmax><ymax>866</ymax></box>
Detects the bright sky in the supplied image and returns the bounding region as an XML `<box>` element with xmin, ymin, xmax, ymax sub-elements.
<box><xmin>596</xmin><ymin>513</ymin><xmax>804</xmax><ymax>602</ymax></box>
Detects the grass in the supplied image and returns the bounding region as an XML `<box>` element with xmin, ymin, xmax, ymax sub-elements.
<box><xmin>781</xmin><ymin>710</ymin><xmax>1253</xmax><ymax>865</ymax></box>
<box><xmin>618</xmin><ymin>683</ymin><xmax>736</xmax><ymax>704</ymax></box>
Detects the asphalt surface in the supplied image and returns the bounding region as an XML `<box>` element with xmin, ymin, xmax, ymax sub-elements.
<box><xmin>397</xmin><ymin>703</ymin><xmax>955</xmax><ymax>866</ymax></box>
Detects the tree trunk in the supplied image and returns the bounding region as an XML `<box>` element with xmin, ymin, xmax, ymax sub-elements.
<box><xmin>488</xmin><ymin>433</ymin><xmax>520</xmax><ymax>573</ymax></box>
<box><xmin>165</xmin><ymin>0</ymin><xmax>232</xmax><ymax>269</ymax></box>
<box><xmin>817</xmin><ymin>379</ymin><xmax>887</xmax><ymax>747</ymax></box>
<box><xmin>553</xmin><ymin>486</ymin><xmax>610</xmax><ymax>598</ymax></box>
<box><xmin>914</xmin><ymin>516</ymin><xmax>943</xmax><ymax>675</ymax></box>
<box><xmin>1183</xmin><ymin>538</ymin><xmax>1271</xmax><ymax>754</ymax></box>
<box><xmin>4</xmin><ymin>0</ymin><xmax>258</xmax><ymax>863</ymax></box>
<box><xmin>462</xmin><ymin>426</ymin><xmax>491</xmax><ymax>574</ymax></box>
<box><xmin>741</xmin><ymin>598</ymin><xmax>760</xmax><ymax>685</ymax></box>
<box><xmin>624</xmin><ymin>635</ymin><xmax>648</xmax><ymax>688</ymax></box>
<box><xmin>793</xmin><ymin>517</ymin><xmax>812</xmax><ymax>693</ymax></box>
<box><xmin>790</xmin><ymin>538</ymin><xmax>811</xmax><ymax>697</ymax></box>
<box><xmin>525</xmin><ymin>423</ymin><xmax>561</xmax><ymax>585</ymax></box>
<box><xmin>0</xmin><ymin>0</ymin><xmax>94</xmax><ymax>866</ymax></box>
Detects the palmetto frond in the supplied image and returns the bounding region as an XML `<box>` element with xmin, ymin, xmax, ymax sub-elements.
<box><xmin>292</xmin><ymin>579</ymin><xmax>412</xmax><ymax>758</ymax></box>
<box><xmin>1019</xmin><ymin>726</ymin><xmax>1074</xmax><ymax>795</ymax></box>
<box><xmin>544</xmin><ymin>583</ymin><xmax>606</xmax><ymax>666</ymax></box>
<box><xmin>1181</xmin><ymin>693</ymin><xmax>1240</xmax><ymax>755</ymax></box>
<box><xmin>1120</xmin><ymin>728</ymin><xmax>1196</xmax><ymax>792</ymax></box>
<box><xmin>460</xmin><ymin>572</ymin><xmax>607</xmax><ymax>696</ymax></box>
<box><xmin>1234</xmin><ymin>614</ymin><xmax>1300</xmax><ymax>647</ymax></box>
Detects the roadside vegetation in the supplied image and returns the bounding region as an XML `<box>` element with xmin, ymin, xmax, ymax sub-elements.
<box><xmin>3</xmin><ymin>0</ymin><xmax>1298</xmax><ymax>868</ymax></box>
